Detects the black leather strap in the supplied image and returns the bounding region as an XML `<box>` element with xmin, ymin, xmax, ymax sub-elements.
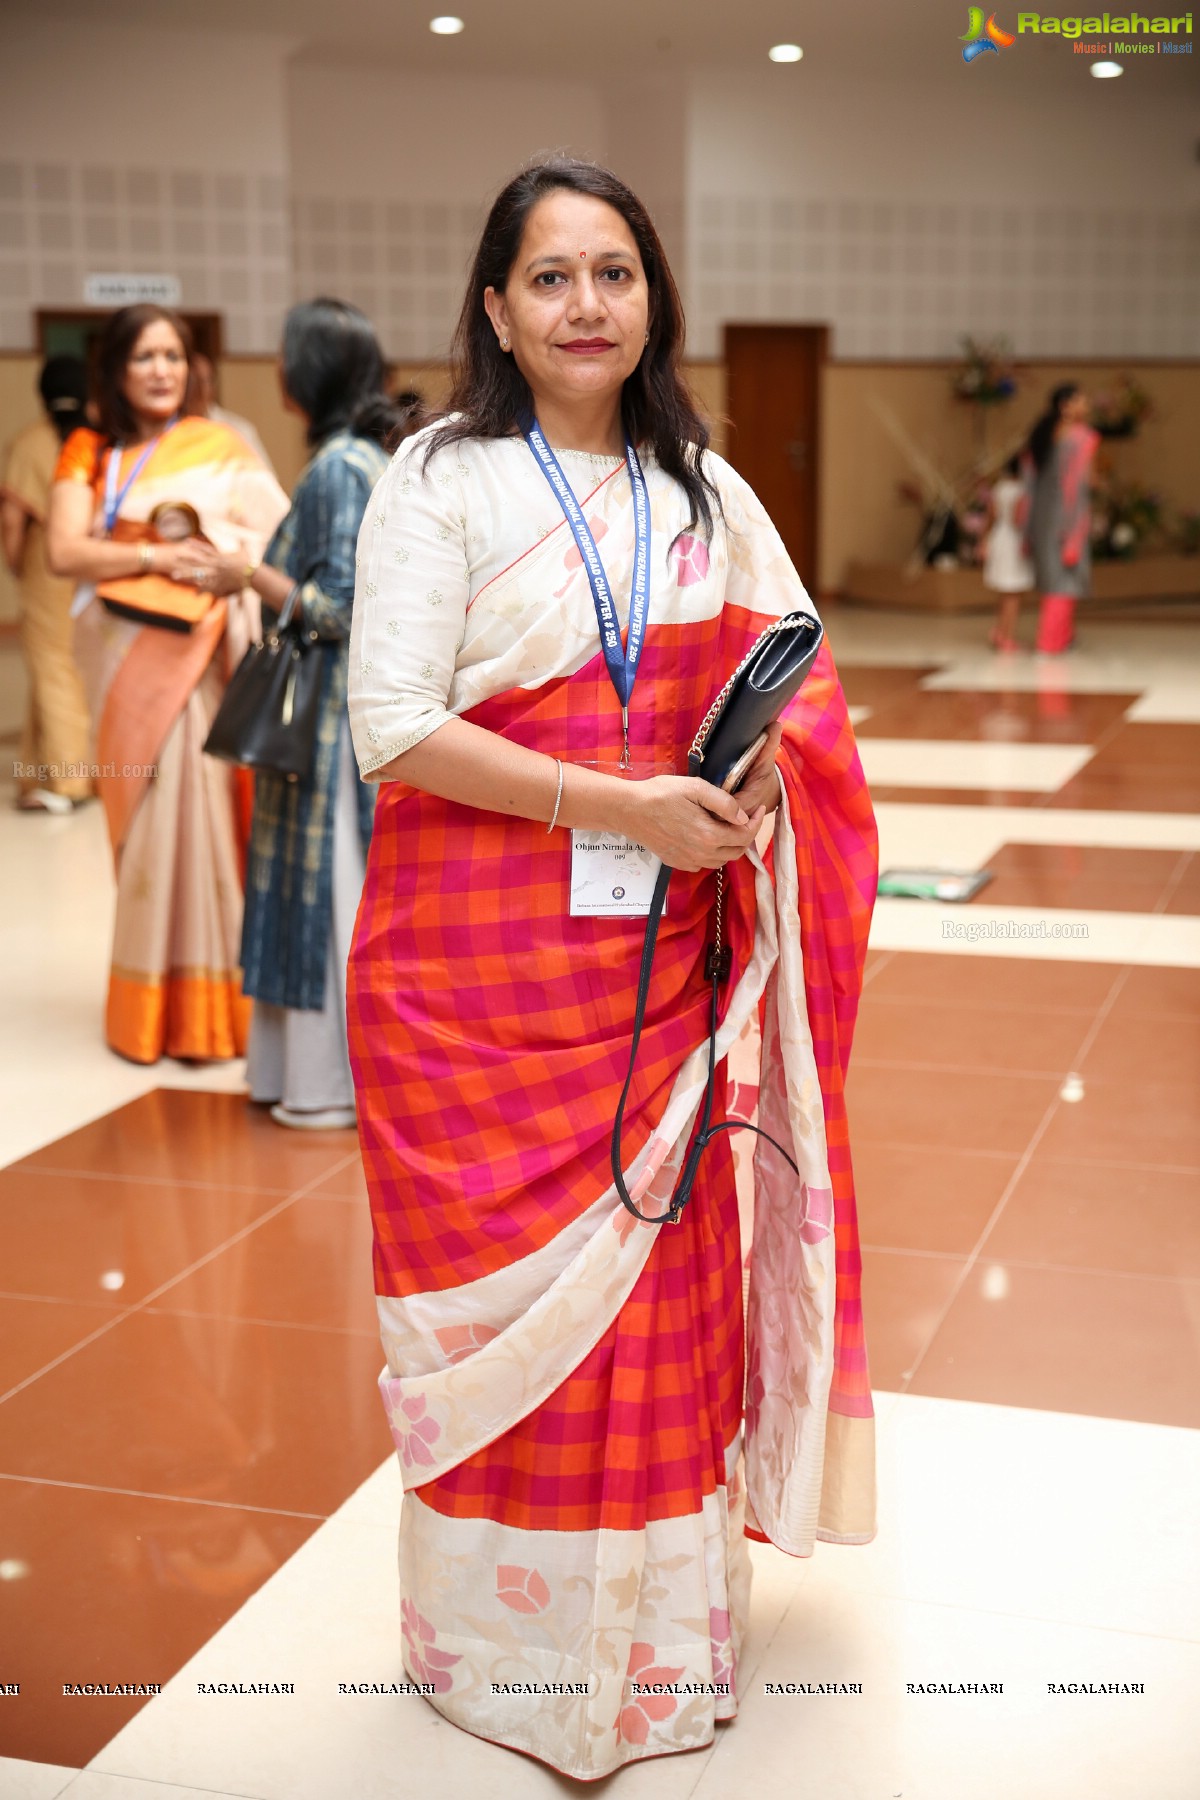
<box><xmin>610</xmin><ymin>864</ymin><xmax>800</xmax><ymax>1225</ymax></box>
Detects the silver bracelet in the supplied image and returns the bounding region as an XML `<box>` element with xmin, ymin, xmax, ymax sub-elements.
<box><xmin>546</xmin><ymin>757</ymin><xmax>564</xmax><ymax>833</ymax></box>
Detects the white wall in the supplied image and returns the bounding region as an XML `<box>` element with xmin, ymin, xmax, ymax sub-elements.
<box><xmin>286</xmin><ymin>63</ymin><xmax>609</xmax><ymax>360</ymax></box>
<box><xmin>0</xmin><ymin>20</ymin><xmax>296</xmax><ymax>352</ymax></box>
<box><xmin>683</xmin><ymin>68</ymin><xmax>1200</xmax><ymax>357</ymax></box>
<box><xmin>1</xmin><ymin>23</ymin><xmax>1196</xmax><ymax>365</ymax></box>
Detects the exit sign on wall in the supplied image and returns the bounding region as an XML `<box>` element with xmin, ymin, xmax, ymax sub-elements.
<box><xmin>83</xmin><ymin>274</ymin><xmax>183</xmax><ymax>306</ymax></box>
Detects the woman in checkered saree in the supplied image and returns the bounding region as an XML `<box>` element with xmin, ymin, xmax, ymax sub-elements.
<box><xmin>347</xmin><ymin>160</ymin><xmax>878</xmax><ymax>1780</ymax></box>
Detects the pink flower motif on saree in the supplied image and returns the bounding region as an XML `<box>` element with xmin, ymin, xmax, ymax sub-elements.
<box><xmin>799</xmin><ymin>1184</ymin><xmax>834</xmax><ymax>1245</ymax></box>
<box><xmin>434</xmin><ymin>1321</ymin><xmax>500</xmax><ymax>1365</ymax></box>
<box><xmin>671</xmin><ymin>534</ymin><xmax>710</xmax><ymax>587</ymax></box>
<box><xmin>401</xmin><ymin>1599</ymin><xmax>461</xmax><ymax>1694</ymax></box>
<box><xmin>709</xmin><ymin>1606</ymin><xmax>736</xmax><ymax>1693</ymax></box>
<box><xmin>619</xmin><ymin>1643</ymin><xmax>687</xmax><ymax>1745</ymax></box>
<box><xmin>496</xmin><ymin>1565</ymin><xmax>551</xmax><ymax>1615</ymax></box>
<box><xmin>386</xmin><ymin>1392</ymin><xmax>441</xmax><ymax>1470</ymax></box>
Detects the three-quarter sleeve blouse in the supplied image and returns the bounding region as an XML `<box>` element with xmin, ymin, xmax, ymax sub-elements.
<box><xmin>349</xmin><ymin>425</ymin><xmax>637</xmax><ymax>780</ymax></box>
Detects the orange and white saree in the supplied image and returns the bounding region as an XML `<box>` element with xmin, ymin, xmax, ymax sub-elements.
<box><xmin>56</xmin><ymin>419</ymin><xmax>288</xmax><ymax>1063</ymax></box>
<box><xmin>348</xmin><ymin>431</ymin><xmax>877</xmax><ymax>1778</ymax></box>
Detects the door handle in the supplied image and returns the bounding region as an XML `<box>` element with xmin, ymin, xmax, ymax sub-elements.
<box><xmin>787</xmin><ymin>439</ymin><xmax>807</xmax><ymax>472</ymax></box>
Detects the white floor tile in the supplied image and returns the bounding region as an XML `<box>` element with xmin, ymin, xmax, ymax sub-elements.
<box><xmin>690</xmin><ymin>1587</ymin><xmax>1200</xmax><ymax>1800</ymax></box>
<box><xmin>875</xmin><ymin>802</ymin><xmax>1200</xmax><ymax>875</ymax></box>
<box><xmin>804</xmin><ymin>1394</ymin><xmax>1200</xmax><ymax>1642</ymax></box>
<box><xmin>0</xmin><ymin>1760</ymin><xmax>78</xmax><ymax>1800</ymax></box>
<box><xmin>859</xmin><ymin>738</ymin><xmax>1093</xmax><ymax>793</ymax></box>
<box><xmin>870</xmin><ymin>899</ymin><xmax>1200</xmax><ymax>967</ymax></box>
<box><xmin>62</xmin><ymin>1777</ymin><xmax>257</xmax><ymax>1800</ymax></box>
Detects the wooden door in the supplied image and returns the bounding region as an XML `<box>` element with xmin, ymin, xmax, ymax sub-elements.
<box><xmin>723</xmin><ymin>324</ymin><xmax>827</xmax><ymax>593</ymax></box>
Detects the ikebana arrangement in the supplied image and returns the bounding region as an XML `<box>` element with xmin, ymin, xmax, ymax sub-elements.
<box><xmin>950</xmin><ymin>336</ymin><xmax>1019</xmax><ymax>406</ymax></box>
<box><xmin>1090</xmin><ymin>374</ymin><xmax>1153</xmax><ymax>440</ymax></box>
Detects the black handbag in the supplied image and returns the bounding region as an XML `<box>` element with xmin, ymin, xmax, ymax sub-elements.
<box><xmin>611</xmin><ymin>610</ymin><xmax>825</xmax><ymax>1224</ymax></box>
<box><xmin>202</xmin><ymin>587</ymin><xmax>323</xmax><ymax>782</ymax></box>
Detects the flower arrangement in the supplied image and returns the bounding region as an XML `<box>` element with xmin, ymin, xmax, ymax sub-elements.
<box><xmin>951</xmin><ymin>336</ymin><xmax>1018</xmax><ymax>405</ymax></box>
<box><xmin>1091</xmin><ymin>374</ymin><xmax>1153</xmax><ymax>439</ymax></box>
<box><xmin>1174</xmin><ymin>509</ymin><xmax>1200</xmax><ymax>556</ymax></box>
<box><xmin>1092</xmin><ymin>480</ymin><xmax>1164</xmax><ymax>560</ymax></box>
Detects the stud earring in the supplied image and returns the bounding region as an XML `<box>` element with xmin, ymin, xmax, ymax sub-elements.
<box><xmin>500</xmin><ymin>336</ymin><xmax>510</xmax><ymax>350</ymax></box>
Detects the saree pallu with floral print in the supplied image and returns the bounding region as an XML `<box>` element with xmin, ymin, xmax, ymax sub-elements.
<box><xmin>57</xmin><ymin>419</ymin><xmax>288</xmax><ymax>1062</ymax></box>
<box><xmin>347</xmin><ymin>461</ymin><xmax>876</xmax><ymax>1780</ymax></box>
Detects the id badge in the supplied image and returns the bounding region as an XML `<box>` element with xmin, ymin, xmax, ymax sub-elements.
<box><xmin>567</xmin><ymin>758</ymin><xmax>674</xmax><ymax>919</ymax></box>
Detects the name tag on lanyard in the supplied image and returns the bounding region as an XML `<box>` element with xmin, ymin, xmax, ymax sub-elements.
<box><xmin>523</xmin><ymin>419</ymin><xmax>661</xmax><ymax>917</ymax></box>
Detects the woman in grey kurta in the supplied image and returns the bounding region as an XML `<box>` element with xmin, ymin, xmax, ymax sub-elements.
<box><xmin>239</xmin><ymin>298</ymin><xmax>414</xmax><ymax>1128</ymax></box>
<box><xmin>1025</xmin><ymin>383</ymin><xmax>1099</xmax><ymax>655</ymax></box>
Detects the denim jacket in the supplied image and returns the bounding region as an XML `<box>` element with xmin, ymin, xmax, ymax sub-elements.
<box><xmin>240</xmin><ymin>431</ymin><xmax>388</xmax><ymax>1011</ymax></box>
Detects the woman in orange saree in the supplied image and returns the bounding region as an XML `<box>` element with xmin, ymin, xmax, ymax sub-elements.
<box><xmin>348</xmin><ymin>162</ymin><xmax>876</xmax><ymax>1779</ymax></box>
<box><xmin>48</xmin><ymin>305</ymin><xmax>288</xmax><ymax>1063</ymax></box>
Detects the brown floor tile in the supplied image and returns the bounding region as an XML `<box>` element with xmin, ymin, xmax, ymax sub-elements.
<box><xmin>0</xmin><ymin>1309</ymin><xmax>391</xmax><ymax>1516</ymax></box>
<box><xmin>978</xmin><ymin>874</ymin><xmax>1170</xmax><ymax>913</ymax></box>
<box><xmin>864</xmin><ymin>951</ymin><xmax>1118</xmax><ymax>1014</ymax></box>
<box><xmin>987</xmin><ymin>843</ymin><xmax>1183</xmax><ymax>882</ymax></box>
<box><xmin>0</xmin><ymin>1477</ymin><xmax>313</xmax><ymax>1766</ymax></box>
<box><xmin>975</xmin><ymin>843</ymin><xmax>1182</xmax><ymax>914</ymax></box>
<box><xmin>838</xmin><ymin>665</ymin><xmax>942</xmax><ymax>708</ymax></box>
<box><xmin>859</xmin><ymin>1248</ymin><xmax>966</xmax><ymax>1388</ymax></box>
<box><xmin>148</xmin><ymin>1195</ymin><xmax>377</xmax><ymax>1335</ymax></box>
<box><xmin>908</xmin><ymin>1261</ymin><xmax>1200</xmax><ymax>1428</ymax></box>
<box><xmin>1079</xmin><ymin>1008</ymin><xmax>1200</xmax><ymax>1087</ymax></box>
<box><xmin>854</xmin><ymin>1143</ymin><xmax>1018</xmax><ymax>1255</ymax></box>
<box><xmin>980</xmin><ymin>1158</ymin><xmax>1200</xmax><ymax>1279</ymax></box>
<box><xmin>14</xmin><ymin>1089</ymin><xmax>357</xmax><ymax>1194</ymax></box>
<box><xmin>871</xmin><ymin>785</ymin><xmax>1047</xmax><ymax>806</ymax></box>
<box><xmin>1037</xmin><ymin>1078</ymin><xmax>1200</xmax><ymax>1170</ymax></box>
<box><xmin>845</xmin><ymin>1064</ymin><xmax>1057</xmax><ymax>1155</ymax></box>
<box><xmin>1048</xmin><ymin>764</ymin><xmax>1200</xmax><ymax>813</ymax></box>
<box><xmin>856</xmin><ymin>689</ymin><xmax>1135</xmax><ymax>744</ymax></box>
<box><xmin>1087</xmin><ymin>723</ymin><xmax>1200</xmax><ymax>766</ymax></box>
<box><xmin>0</xmin><ymin>1295</ymin><xmax>122</xmax><ymax>1397</ymax></box>
<box><xmin>0</xmin><ymin>1169</ymin><xmax>284</xmax><ymax>1306</ymax></box>
<box><xmin>307</xmin><ymin>1157</ymin><xmax>369</xmax><ymax>1203</ymax></box>
<box><xmin>853</xmin><ymin>994</ymin><xmax>1088</xmax><ymax>1075</ymax></box>
<box><xmin>1105</xmin><ymin>965</ymin><xmax>1200</xmax><ymax>1021</ymax></box>
<box><xmin>1161</xmin><ymin>854</ymin><xmax>1200</xmax><ymax>917</ymax></box>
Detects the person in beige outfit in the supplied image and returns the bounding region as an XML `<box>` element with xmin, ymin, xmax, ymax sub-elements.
<box><xmin>0</xmin><ymin>356</ymin><xmax>93</xmax><ymax>810</ymax></box>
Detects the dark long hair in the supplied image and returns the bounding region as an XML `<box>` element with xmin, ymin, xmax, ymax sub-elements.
<box><xmin>1028</xmin><ymin>382</ymin><xmax>1079</xmax><ymax>473</ymax></box>
<box><xmin>281</xmin><ymin>297</ymin><xmax>411</xmax><ymax>448</ymax></box>
<box><xmin>38</xmin><ymin>354</ymin><xmax>89</xmax><ymax>444</ymax></box>
<box><xmin>92</xmin><ymin>304</ymin><xmax>198</xmax><ymax>443</ymax></box>
<box><xmin>426</xmin><ymin>158</ymin><xmax>721</xmax><ymax>541</ymax></box>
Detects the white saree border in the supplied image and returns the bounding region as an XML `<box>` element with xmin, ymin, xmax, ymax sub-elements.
<box><xmin>743</xmin><ymin>797</ymin><xmax>877</xmax><ymax>1553</ymax></box>
<box><xmin>396</xmin><ymin>1445</ymin><xmax>751</xmax><ymax>1780</ymax></box>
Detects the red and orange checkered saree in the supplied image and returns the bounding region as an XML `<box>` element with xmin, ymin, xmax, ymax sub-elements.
<box><xmin>347</xmin><ymin>445</ymin><xmax>877</xmax><ymax>1778</ymax></box>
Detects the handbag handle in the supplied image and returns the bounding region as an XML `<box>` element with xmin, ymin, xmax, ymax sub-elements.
<box><xmin>268</xmin><ymin>582</ymin><xmax>302</xmax><ymax>638</ymax></box>
<box><xmin>610</xmin><ymin>861</ymin><xmax>798</xmax><ymax>1226</ymax></box>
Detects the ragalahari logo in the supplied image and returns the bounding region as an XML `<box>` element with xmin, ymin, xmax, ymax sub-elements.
<box><xmin>961</xmin><ymin>7</ymin><xmax>1018</xmax><ymax>56</ymax></box>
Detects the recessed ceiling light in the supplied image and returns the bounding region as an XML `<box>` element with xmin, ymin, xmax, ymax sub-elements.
<box><xmin>429</xmin><ymin>15</ymin><xmax>465</xmax><ymax>33</ymax></box>
<box><xmin>1090</xmin><ymin>58</ymin><xmax>1123</xmax><ymax>76</ymax></box>
<box><xmin>768</xmin><ymin>43</ymin><xmax>803</xmax><ymax>62</ymax></box>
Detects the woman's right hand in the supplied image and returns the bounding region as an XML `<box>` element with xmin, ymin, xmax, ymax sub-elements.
<box><xmin>620</xmin><ymin>776</ymin><xmax>764</xmax><ymax>873</ymax></box>
<box><xmin>158</xmin><ymin>537</ymin><xmax>220</xmax><ymax>584</ymax></box>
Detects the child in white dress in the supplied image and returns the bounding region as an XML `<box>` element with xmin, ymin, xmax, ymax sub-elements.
<box><xmin>984</xmin><ymin>454</ymin><xmax>1034</xmax><ymax>652</ymax></box>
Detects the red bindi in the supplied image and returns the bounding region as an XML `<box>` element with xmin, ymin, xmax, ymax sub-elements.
<box><xmin>579</xmin><ymin>250</ymin><xmax>586</xmax><ymax>258</ymax></box>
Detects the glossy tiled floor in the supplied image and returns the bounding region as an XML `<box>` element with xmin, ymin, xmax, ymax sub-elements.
<box><xmin>1</xmin><ymin>611</ymin><xmax>1198</xmax><ymax>1799</ymax></box>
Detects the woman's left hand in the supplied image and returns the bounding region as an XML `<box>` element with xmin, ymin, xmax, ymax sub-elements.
<box><xmin>732</xmin><ymin>720</ymin><xmax>784</xmax><ymax>817</ymax></box>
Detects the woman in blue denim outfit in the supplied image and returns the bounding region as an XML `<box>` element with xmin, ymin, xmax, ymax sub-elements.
<box><xmin>240</xmin><ymin>298</ymin><xmax>416</xmax><ymax>1128</ymax></box>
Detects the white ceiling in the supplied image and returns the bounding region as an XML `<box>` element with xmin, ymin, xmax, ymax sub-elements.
<box><xmin>4</xmin><ymin>0</ymin><xmax>1133</xmax><ymax>83</ymax></box>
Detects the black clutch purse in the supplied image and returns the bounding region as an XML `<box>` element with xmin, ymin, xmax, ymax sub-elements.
<box><xmin>611</xmin><ymin>610</ymin><xmax>825</xmax><ymax>1225</ymax></box>
<box><xmin>202</xmin><ymin>588</ymin><xmax>323</xmax><ymax>783</ymax></box>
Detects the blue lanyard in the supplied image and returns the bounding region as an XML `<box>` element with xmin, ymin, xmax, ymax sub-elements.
<box><xmin>522</xmin><ymin>417</ymin><xmax>651</xmax><ymax>764</ymax></box>
<box><xmin>102</xmin><ymin>423</ymin><xmax>175</xmax><ymax>535</ymax></box>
